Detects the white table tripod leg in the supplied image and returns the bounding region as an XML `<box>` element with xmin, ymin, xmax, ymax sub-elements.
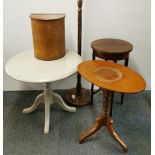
<box><xmin>52</xmin><ymin>93</ymin><xmax>76</xmax><ymax>112</ymax></box>
<box><xmin>23</xmin><ymin>93</ymin><xmax>44</xmax><ymax>113</ymax></box>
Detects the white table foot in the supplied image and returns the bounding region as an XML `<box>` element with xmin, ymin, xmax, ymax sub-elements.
<box><xmin>53</xmin><ymin>92</ymin><xmax>76</xmax><ymax>112</ymax></box>
<box><xmin>23</xmin><ymin>93</ymin><xmax>44</xmax><ymax>113</ymax></box>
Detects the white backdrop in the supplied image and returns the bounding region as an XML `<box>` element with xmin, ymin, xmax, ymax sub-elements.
<box><xmin>3</xmin><ymin>0</ymin><xmax>151</xmax><ymax>90</ymax></box>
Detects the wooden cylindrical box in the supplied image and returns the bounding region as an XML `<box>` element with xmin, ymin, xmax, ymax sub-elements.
<box><xmin>30</xmin><ymin>14</ymin><xmax>66</xmax><ymax>60</ymax></box>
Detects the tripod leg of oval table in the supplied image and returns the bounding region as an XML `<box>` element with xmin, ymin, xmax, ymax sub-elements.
<box><xmin>23</xmin><ymin>93</ymin><xmax>44</xmax><ymax>113</ymax></box>
<box><xmin>44</xmin><ymin>92</ymin><xmax>51</xmax><ymax>134</ymax></box>
<box><xmin>79</xmin><ymin>116</ymin><xmax>104</xmax><ymax>143</ymax></box>
<box><xmin>106</xmin><ymin>118</ymin><xmax>128</xmax><ymax>152</ymax></box>
<box><xmin>52</xmin><ymin>93</ymin><xmax>76</xmax><ymax>112</ymax></box>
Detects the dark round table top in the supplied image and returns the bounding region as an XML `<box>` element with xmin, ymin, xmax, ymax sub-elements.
<box><xmin>91</xmin><ymin>38</ymin><xmax>133</xmax><ymax>55</ymax></box>
<box><xmin>78</xmin><ymin>60</ymin><xmax>146</xmax><ymax>94</ymax></box>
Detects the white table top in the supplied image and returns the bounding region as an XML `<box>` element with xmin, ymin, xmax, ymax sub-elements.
<box><xmin>5</xmin><ymin>50</ymin><xmax>82</xmax><ymax>83</ymax></box>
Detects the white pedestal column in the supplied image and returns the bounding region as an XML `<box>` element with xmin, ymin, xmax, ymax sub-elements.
<box><xmin>23</xmin><ymin>82</ymin><xmax>76</xmax><ymax>134</ymax></box>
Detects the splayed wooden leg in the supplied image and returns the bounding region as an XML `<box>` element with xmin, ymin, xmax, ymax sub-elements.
<box><xmin>106</xmin><ymin>118</ymin><xmax>128</xmax><ymax>152</ymax></box>
<box><xmin>79</xmin><ymin>116</ymin><xmax>104</xmax><ymax>143</ymax></box>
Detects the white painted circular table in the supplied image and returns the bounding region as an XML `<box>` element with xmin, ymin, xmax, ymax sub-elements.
<box><xmin>5</xmin><ymin>49</ymin><xmax>82</xmax><ymax>134</ymax></box>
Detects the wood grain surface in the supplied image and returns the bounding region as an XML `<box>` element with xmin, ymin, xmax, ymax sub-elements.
<box><xmin>91</xmin><ymin>38</ymin><xmax>133</xmax><ymax>54</ymax></box>
<box><xmin>94</xmin><ymin>67</ymin><xmax>122</xmax><ymax>82</ymax></box>
<box><xmin>78</xmin><ymin>60</ymin><xmax>146</xmax><ymax>93</ymax></box>
<box><xmin>30</xmin><ymin>14</ymin><xmax>65</xmax><ymax>61</ymax></box>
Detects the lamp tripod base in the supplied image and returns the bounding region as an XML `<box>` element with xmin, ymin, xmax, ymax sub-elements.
<box><xmin>65</xmin><ymin>88</ymin><xmax>90</xmax><ymax>106</ymax></box>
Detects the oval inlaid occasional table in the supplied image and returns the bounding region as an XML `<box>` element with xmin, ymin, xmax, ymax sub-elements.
<box><xmin>78</xmin><ymin>60</ymin><xmax>146</xmax><ymax>152</ymax></box>
<box><xmin>5</xmin><ymin>49</ymin><xmax>82</xmax><ymax>134</ymax></box>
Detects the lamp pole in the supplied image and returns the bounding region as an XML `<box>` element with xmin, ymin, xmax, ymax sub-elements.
<box><xmin>65</xmin><ymin>0</ymin><xmax>90</xmax><ymax>105</ymax></box>
<box><xmin>76</xmin><ymin>0</ymin><xmax>83</xmax><ymax>96</ymax></box>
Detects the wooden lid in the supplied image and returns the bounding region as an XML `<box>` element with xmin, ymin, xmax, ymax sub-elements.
<box><xmin>78</xmin><ymin>60</ymin><xmax>146</xmax><ymax>93</ymax></box>
<box><xmin>30</xmin><ymin>14</ymin><xmax>66</xmax><ymax>20</ymax></box>
<box><xmin>91</xmin><ymin>38</ymin><xmax>133</xmax><ymax>54</ymax></box>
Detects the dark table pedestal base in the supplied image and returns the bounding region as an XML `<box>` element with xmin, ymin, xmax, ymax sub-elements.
<box><xmin>65</xmin><ymin>88</ymin><xmax>90</xmax><ymax>106</ymax></box>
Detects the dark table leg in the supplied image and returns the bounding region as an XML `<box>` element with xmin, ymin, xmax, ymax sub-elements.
<box><xmin>110</xmin><ymin>92</ymin><xmax>114</xmax><ymax>116</ymax></box>
<box><xmin>109</xmin><ymin>60</ymin><xmax>117</xmax><ymax>116</ymax></box>
<box><xmin>90</xmin><ymin>52</ymin><xmax>96</xmax><ymax>104</ymax></box>
<box><xmin>121</xmin><ymin>58</ymin><xmax>129</xmax><ymax>104</ymax></box>
<box><xmin>90</xmin><ymin>84</ymin><xmax>94</xmax><ymax>105</ymax></box>
<box><xmin>79</xmin><ymin>89</ymin><xmax>128</xmax><ymax>152</ymax></box>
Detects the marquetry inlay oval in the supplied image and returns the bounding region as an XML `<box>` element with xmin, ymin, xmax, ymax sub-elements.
<box><xmin>94</xmin><ymin>67</ymin><xmax>122</xmax><ymax>82</ymax></box>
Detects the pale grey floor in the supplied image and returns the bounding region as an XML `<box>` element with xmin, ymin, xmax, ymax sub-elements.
<box><xmin>3</xmin><ymin>90</ymin><xmax>151</xmax><ymax>155</ymax></box>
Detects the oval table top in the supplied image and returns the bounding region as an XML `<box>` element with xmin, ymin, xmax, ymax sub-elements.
<box><xmin>78</xmin><ymin>60</ymin><xmax>146</xmax><ymax>94</ymax></box>
<box><xmin>5</xmin><ymin>50</ymin><xmax>82</xmax><ymax>83</ymax></box>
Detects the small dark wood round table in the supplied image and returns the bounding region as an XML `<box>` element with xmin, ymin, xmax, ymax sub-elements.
<box><xmin>78</xmin><ymin>60</ymin><xmax>146</xmax><ymax>152</ymax></box>
<box><xmin>91</xmin><ymin>38</ymin><xmax>133</xmax><ymax>116</ymax></box>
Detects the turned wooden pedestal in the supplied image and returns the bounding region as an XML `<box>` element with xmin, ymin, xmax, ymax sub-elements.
<box><xmin>78</xmin><ymin>60</ymin><xmax>146</xmax><ymax>152</ymax></box>
<box><xmin>80</xmin><ymin>89</ymin><xmax>128</xmax><ymax>152</ymax></box>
